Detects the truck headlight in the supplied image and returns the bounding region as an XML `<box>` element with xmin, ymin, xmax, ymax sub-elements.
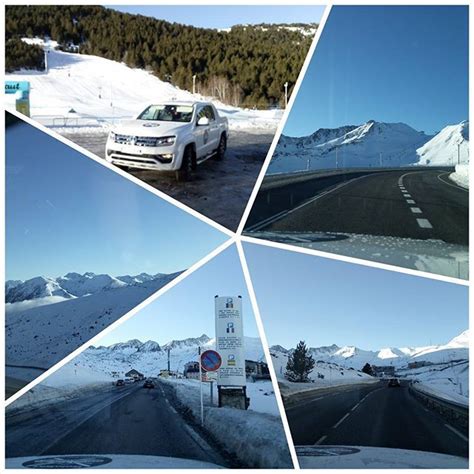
<box><xmin>156</xmin><ymin>136</ymin><xmax>176</xmax><ymax>146</ymax></box>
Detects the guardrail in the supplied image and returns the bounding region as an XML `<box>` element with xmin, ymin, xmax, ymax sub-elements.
<box><xmin>409</xmin><ymin>383</ymin><xmax>468</xmax><ymax>429</ymax></box>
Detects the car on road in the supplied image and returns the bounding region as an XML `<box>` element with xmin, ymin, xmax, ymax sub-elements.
<box><xmin>388</xmin><ymin>378</ymin><xmax>401</xmax><ymax>387</ymax></box>
<box><xmin>105</xmin><ymin>101</ymin><xmax>228</xmax><ymax>181</ymax></box>
<box><xmin>115</xmin><ymin>379</ymin><xmax>125</xmax><ymax>387</ymax></box>
<box><xmin>143</xmin><ymin>379</ymin><xmax>155</xmax><ymax>389</ymax></box>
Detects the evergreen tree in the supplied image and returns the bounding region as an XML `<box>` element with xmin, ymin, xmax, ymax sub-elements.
<box><xmin>286</xmin><ymin>340</ymin><xmax>315</xmax><ymax>383</ymax></box>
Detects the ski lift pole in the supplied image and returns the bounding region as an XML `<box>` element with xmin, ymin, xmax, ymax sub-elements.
<box><xmin>199</xmin><ymin>346</ymin><xmax>204</xmax><ymax>426</ymax></box>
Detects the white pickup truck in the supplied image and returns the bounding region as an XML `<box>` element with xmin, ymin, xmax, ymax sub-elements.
<box><xmin>105</xmin><ymin>101</ymin><xmax>228</xmax><ymax>181</ymax></box>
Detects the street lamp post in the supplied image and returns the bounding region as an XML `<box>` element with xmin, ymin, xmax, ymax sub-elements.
<box><xmin>192</xmin><ymin>75</ymin><xmax>197</xmax><ymax>95</ymax></box>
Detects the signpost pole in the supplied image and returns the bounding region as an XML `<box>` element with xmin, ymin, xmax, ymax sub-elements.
<box><xmin>210</xmin><ymin>381</ymin><xmax>214</xmax><ymax>406</ymax></box>
<box><xmin>199</xmin><ymin>346</ymin><xmax>204</xmax><ymax>426</ymax></box>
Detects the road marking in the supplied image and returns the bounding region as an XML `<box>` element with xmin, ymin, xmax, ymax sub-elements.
<box><xmin>406</xmin><ymin>199</ymin><xmax>415</xmax><ymax>204</ymax></box>
<box><xmin>410</xmin><ymin>207</ymin><xmax>422</xmax><ymax>214</ymax></box>
<box><xmin>351</xmin><ymin>403</ymin><xmax>360</xmax><ymax>411</ymax></box>
<box><xmin>246</xmin><ymin>173</ymin><xmax>380</xmax><ymax>232</ymax></box>
<box><xmin>333</xmin><ymin>412</ymin><xmax>350</xmax><ymax>428</ymax></box>
<box><xmin>416</xmin><ymin>218</ymin><xmax>433</xmax><ymax>229</ymax></box>
<box><xmin>403</xmin><ymin>193</ymin><xmax>411</xmax><ymax>198</ymax></box>
<box><xmin>444</xmin><ymin>424</ymin><xmax>468</xmax><ymax>442</ymax></box>
<box><xmin>315</xmin><ymin>435</ymin><xmax>327</xmax><ymax>445</ymax></box>
<box><xmin>437</xmin><ymin>172</ymin><xmax>469</xmax><ymax>192</ymax></box>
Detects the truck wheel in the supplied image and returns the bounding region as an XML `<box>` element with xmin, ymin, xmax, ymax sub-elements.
<box><xmin>214</xmin><ymin>134</ymin><xmax>227</xmax><ymax>161</ymax></box>
<box><xmin>175</xmin><ymin>147</ymin><xmax>193</xmax><ymax>182</ymax></box>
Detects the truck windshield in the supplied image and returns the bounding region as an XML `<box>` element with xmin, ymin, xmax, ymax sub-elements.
<box><xmin>138</xmin><ymin>105</ymin><xmax>193</xmax><ymax>123</ymax></box>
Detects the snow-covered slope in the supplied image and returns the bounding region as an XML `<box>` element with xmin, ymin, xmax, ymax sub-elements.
<box><xmin>40</xmin><ymin>335</ymin><xmax>265</xmax><ymax>388</ymax></box>
<box><xmin>272</xmin><ymin>331</ymin><xmax>469</xmax><ymax>400</ymax></box>
<box><xmin>6</xmin><ymin>272</ymin><xmax>181</xmax><ymax>373</ymax></box>
<box><xmin>417</xmin><ymin>121</ymin><xmax>469</xmax><ymax>166</ymax></box>
<box><xmin>269</xmin><ymin>120</ymin><xmax>468</xmax><ymax>174</ymax></box>
<box><xmin>270</xmin><ymin>120</ymin><xmax>431</xmax><ymax>173</ymax></box>
<box><xmin>5</xmin><ymin>38</ymin><xmax>282</xmax><ymax>132</ymax></box>
<box><xmin>6</xmin><ymin>271</ymin><xmax>166</xmax><ymax>305</ymax></box>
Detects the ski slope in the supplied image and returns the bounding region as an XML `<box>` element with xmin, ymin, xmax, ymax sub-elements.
<box><xmin>5</xmin><ymin>38</ymin><xmax>282</xmax><ymax>133</ymax></box>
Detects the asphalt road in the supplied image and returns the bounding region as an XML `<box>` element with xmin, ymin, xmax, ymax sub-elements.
<box><xmin>247</xmin><ymin>169</ymin><xmax>468</xmax><ymax>246</ymax></box>
<box><xmin>285</xmin><ymin>381</ymin><xmax>468</xmax><ymax>459</ymax></box>
<box><xmin>62</xmin><ymin>130</ymin><xmax>274</xmax><ymax>231</ymax></box>
<box><xmin>6</xmin><ymin>381</ymin><xmax>226</xmax><ymax>467</ymax></box>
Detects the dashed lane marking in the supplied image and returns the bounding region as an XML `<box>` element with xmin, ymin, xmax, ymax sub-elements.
<box><xmin>417</xmin><ymin>218</ymin><xmax>433</xmax><ymax>229</ymax></box>
<box><xmin>410</xmin><ymin>207</ymin><xmax>422</xmax><ymax>214</ymax></box>
<box><xmin>315</xmin><ymin>435</ymin><xmax>327</xmax><ymax>445</ymax></box>
<box><xmin>406</xmin><ymin>199</ymin><xmax>415</xmax><ymax>204</ymax></box>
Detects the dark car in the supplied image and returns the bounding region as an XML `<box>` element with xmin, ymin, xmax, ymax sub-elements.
<box><xmin>388</xmin><ymin>378</ymin><xmax>401</xmax><ymax>387</ymax></box>
<box><xmin>143</xmin><ymin>379</ymin><xmax>155</xmax><ymax>389</ymax></box>
<box><xmin>116</xmin><ymin>379</ymin><xmax>125</xmax><ymax>387</ymax></box>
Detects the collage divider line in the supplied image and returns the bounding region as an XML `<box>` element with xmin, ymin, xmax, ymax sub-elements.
<box><xmin>236</xmin><ymin>240</ymin><xmax>301</xmax><ymax>470</ymax></box>
<box><xmin>241</xmin><ymin>234</ymin><xmax>469</xmax><ymax>287</ymax></box>
<box><xmin>5</xmin><ymin>236</ymin><xmax>236</xmax><ymax>407</ymax></box>
<box><xmin>236</xmin><ymin>4</ymin><xmax>332</xmax><ymax>236</ymax></box>
<box><xmin>4</xmin><ymin>106</ymin><xmax>234</xmax><ymax>238</ymax></box>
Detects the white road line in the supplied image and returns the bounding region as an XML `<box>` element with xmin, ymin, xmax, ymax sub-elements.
<box><xmin>351</xmin><ymin>403</ymin><xmax>360</xmax><ymax>412</ymax></box>
<box><xmin>406</xmin><ymin>199</ymin><xmax>415</xmax><ymax>204</ymax></box>
<box><xmin>417</xmin><ymin>218</ymin><xmax>433</xmax><ymax>229</ymax></box>
<box><xmin>315</xmin><ymin>435</ymin><xmax>327</xmax><ymax>445</ymax></box>
<box><xmin>333</xmin><ymin>412</ymin><xmax>350</xmax><ymax>429</ymax></box>
<box><xmin>403</xmin><ymin>193</ymin><xmax>411</xmax><ymax>198</ymax></box>
<box><xmin>410</xmin><ymin>207</ymin><xmax>422</xmax><ymax>214</ymax></box>
<box><xmin>246</xmin><ymin>173</ymin><xmax>379</xmax><ymax>232</ymax></box>
<box><xmin>437</xmin><ymin>172</ymin><xmax>469</xmax><ymax>192</ymax></box>
<box><xmin>444</xmin><ymin>424</ymin><xmax>469</xmax><ymax>442</ymax></box>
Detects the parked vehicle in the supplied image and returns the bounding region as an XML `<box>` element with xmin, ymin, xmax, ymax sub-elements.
<box><xmin>105</xmin><ymin>101</ymin><xmax>228</xmax><ymax>181</ymax></box>
<box><xmin>115</xmin><ymin>379</ymin><xmax>125</xmax><ymax>387</ymax></box>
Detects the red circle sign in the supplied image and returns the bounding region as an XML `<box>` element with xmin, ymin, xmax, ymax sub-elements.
<box><xmin>201</xmin><ymin>350</ymin><xmax>222</xmax><ymax>372</ymax></box>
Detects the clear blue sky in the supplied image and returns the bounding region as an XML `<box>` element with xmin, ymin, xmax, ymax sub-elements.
<box><xmin>107</xmin><ymin>5</ymin><xmax>325</xmax><ymax>29</ymax></box>
<box><xmin>6</xmin><ymin>120</ymin><xmax>227</xmax><ymax>281</ymax></box>
<box><xmin>98</xmin><ymin>245</ymin><xmax>259</xmax><ymax>345</ymax></box>
<box><xmin>284</xmin><ymin>6</ymin><xmax>468</xmax><ymax>137</ymax></box>
<box><xmin>244</xmin><ymin>243</ymin><xmax>468</xmax><ymax>351</ymax></box>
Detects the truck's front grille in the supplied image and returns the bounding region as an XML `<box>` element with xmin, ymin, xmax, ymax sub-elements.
<box><xmin>114</xmin><ymin>134</ymin><xmax>159</xmax><ymax>147</ymax></box>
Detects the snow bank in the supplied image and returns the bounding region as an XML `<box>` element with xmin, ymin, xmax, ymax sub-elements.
<box><xmin>450</xmin><ymin>163</ymin><xmax>469</xmax><ymax>188</ymax></box>
<box><xmin>5</xmin><ymin>39</ymin><xmax>281</xmax><ymax>133</ymax></box>
<box><xmin>162</xmin><ymin>378</ymin><xmax>292</xmax><ymax>468</ymax></box>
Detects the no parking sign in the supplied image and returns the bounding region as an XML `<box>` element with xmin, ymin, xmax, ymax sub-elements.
<box><xmin>200</xmin><ymin>350</ymin><xmax>222</xmax><ymax>372</ymax></box>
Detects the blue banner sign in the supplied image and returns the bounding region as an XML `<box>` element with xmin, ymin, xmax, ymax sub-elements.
<box><xmin>5</xmin><ymin>81</ymin><xmax>30</xmax><ymax>94</ymax></box>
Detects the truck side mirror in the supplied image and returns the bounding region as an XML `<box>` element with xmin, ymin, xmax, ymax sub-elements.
<box><xmin>197</xmin><ymin>117</ymin><xmax>210</xmax><ymax>126</ymax></box>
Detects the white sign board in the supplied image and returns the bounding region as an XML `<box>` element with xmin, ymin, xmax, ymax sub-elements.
<box><xmin>215</xmin><ymin>296</ymin><xmax>246</xmax><ymax>387</ymax></box>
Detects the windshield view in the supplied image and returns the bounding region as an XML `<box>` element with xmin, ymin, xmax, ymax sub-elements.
<box><xmin>244</xmin><ymin>6</ymin><xmax>469</xmax><ymax>280</ymax></box>
<box><xmin>245</xmin><ymin>243</ymin><xmax>469</xmax><ymax>469</ymax></box>
<box><xmin>137</xmin><ymin>104</ymin><xmax>194</xmax><ymax>123</ymax></box>
<box><xmin>5</xmin><ymin>247</ymin><xmax>293</xmax><ymax>469</ymax></box>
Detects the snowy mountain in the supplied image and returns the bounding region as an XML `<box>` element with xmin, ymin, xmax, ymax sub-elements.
<box><xmin>269</xmin><ymin>120</ymin><xmax>468</xmax><ymax>174</ymax></box>
<box><xmin>417</xmin><ymin>121</ymin><xmax>469</xmax><ymax>166</ymax></box>
<box><xmin>5</xmin><ymin>38</ymin><xmax>282</xmax><ymax>132</ymax></box>
<box><xmin>6</xmin><ymin>271</ymin><xmax>181</xmax><ymax>376</ymax></box>
<box><xmin>6</xmin><ymin>271</ymin><xmax>168</xmax><ymax>304</ymax></box>
<box><xmin>55</xmin><ymin>335</ymin><xmax>266</xmax><ymax>384</ymax></box>
<box><xmin>272</xmin><ymin>331</ymin><xmax>469</xmax><ymax>400</ymax></box>
<box><xmin>273</xmin><ymin>330</ymin><xmax>469</xmax><ymax>372</ymax></box>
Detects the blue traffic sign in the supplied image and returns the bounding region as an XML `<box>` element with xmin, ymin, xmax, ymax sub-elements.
<box><xmin>201</xmin><ymin>350</ymin><xmax>222</xmax><ymax>372</ymax></box>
